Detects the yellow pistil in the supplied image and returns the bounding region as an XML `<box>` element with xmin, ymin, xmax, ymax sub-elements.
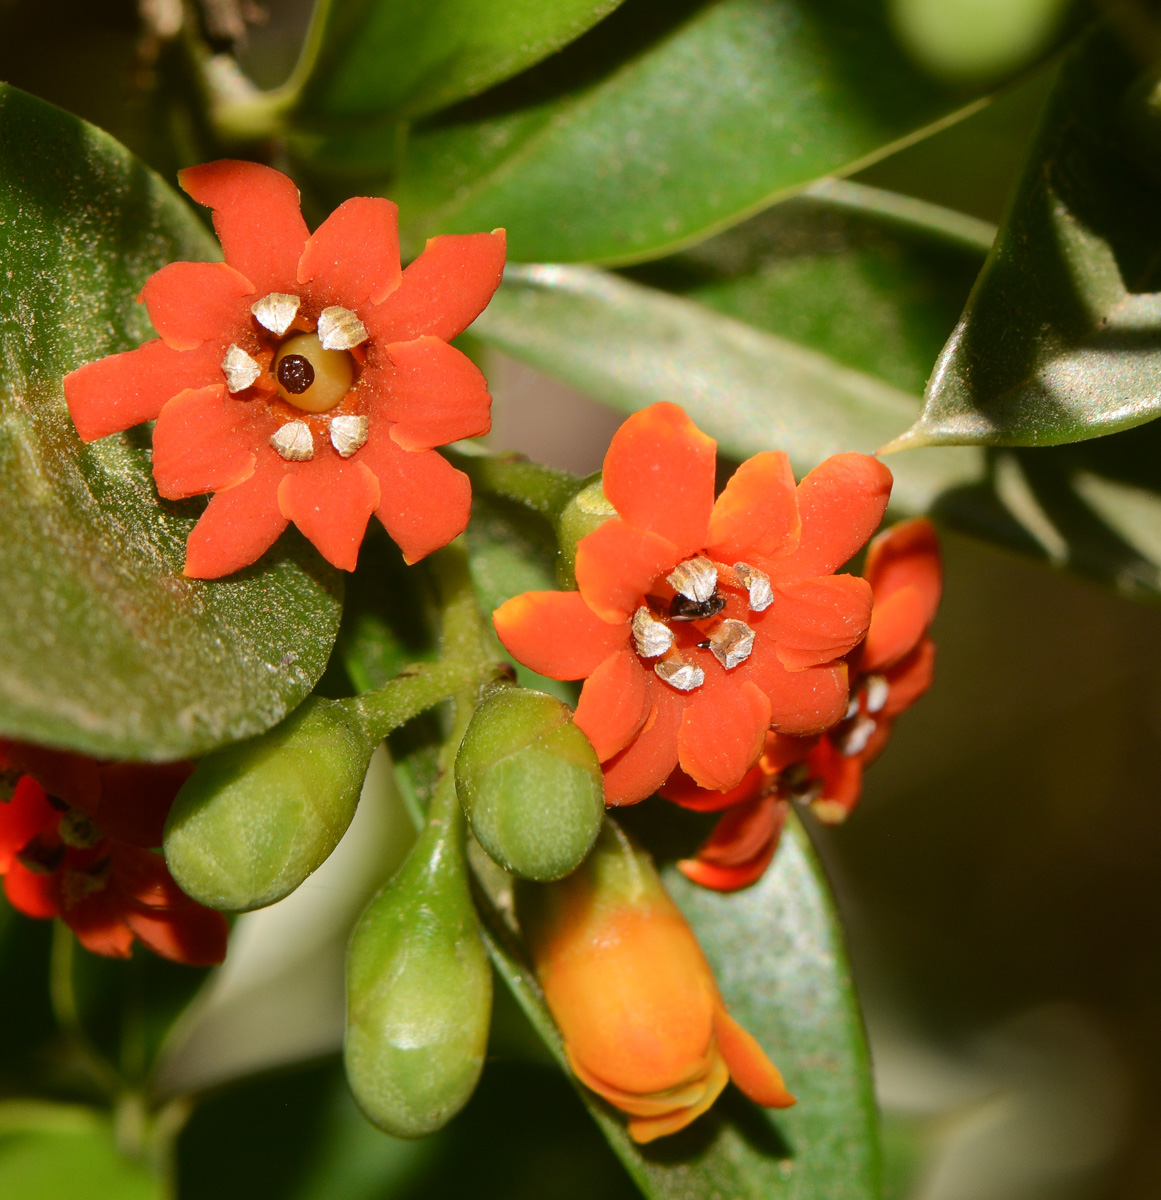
<box><xmin>274</xmin><ymin>333</ymin><xmax>355</xmax><ymax>413</ymax></box>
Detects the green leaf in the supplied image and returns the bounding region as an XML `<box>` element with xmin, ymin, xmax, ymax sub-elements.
<box><xmin>473</xmin><ymin>260</ymin><xmax>985</xmax><ymax>516</ymax></box>
<box><xmin>288</xmin><ymin>0</ymin><xmax>626</xmax><ymax>125</ymax></box>
<box><xmin>479</xmin><ymin>810</ymin><xmax>878</xmax><ymax>1199</ymax></box>
<box><xmin>0</xmin><ymin>84</ymin><xmax>342</xmax><ymax>760</ymax></box>
<box><xmin>0</xmin><ymin>1102</ymin><xmax>161</xmax><ymax>1200</ymax></box>
<box><xmin>890</xmin><ymin>29</ymin><xmax>1161</xmax><ymax>450</ymax></box>
<box><xmin>375</xmin><ymin>0</ymin><xmax>997</xmax><ymax>264</ymax></box>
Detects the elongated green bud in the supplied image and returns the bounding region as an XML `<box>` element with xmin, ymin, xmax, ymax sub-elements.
<box><xmin>554</xmin><ymin>476</ymin><xmax>615</xmax><ymax>588</ymax></box>
<box><xmin>455</xmin><ymin>687</ymin><xmax>604</xmax><ymax>881</ymax></box>
<box><xmin>163</xmin><ymin>697</ymin><xmax>373</xmax><ymax>911</ymax></box>
<box><xmin>345</xmin><ymin>775</ymin><xmax>492</xmax><ymax>1137</ymax></box>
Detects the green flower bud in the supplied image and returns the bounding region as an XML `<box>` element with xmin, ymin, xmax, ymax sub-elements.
<box><xmin>163</xmin><ymin>697</ymin><xmax>374</xmax><ymax>911</ymax></box>
<box><xmin>553</xmin><ymin>476</ymin><xmax>615</xmax><ymax>588</ymax></box>
<box><xmin>455</xmin><ymin>687</ymin><xmax>604</xmax><ymax>882</ymax></box>
<box><xmin>345</xmin><ymin>784</ymin><xmax>491</xmax><ymax>1137</ymax></box>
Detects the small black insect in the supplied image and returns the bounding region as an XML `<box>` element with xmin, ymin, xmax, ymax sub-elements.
<box><xmin>669</xmin><ymin>592</ymin><xmax>726</xmax><ymax>622</ymax></box>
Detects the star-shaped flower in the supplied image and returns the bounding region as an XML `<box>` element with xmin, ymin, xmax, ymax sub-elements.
<box><xmin>64</xmin><ymin>160</ymin><xmax>506</xmax><ymax>576</ymax></box>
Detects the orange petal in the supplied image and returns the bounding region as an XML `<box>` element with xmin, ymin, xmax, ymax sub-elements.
<box><xmin>152</xmin><ymin>385</ymin><xmax>258</xmax><ymax>499</ymax></box>
<box><xmin>64</xmin><ymin>339</ymin><xmax>222</xmax><ymax>442</ymax></box>
<box><xmin>807</xmin><ymin>738</ymin><xmax>864</xmax><ymax>824</ymax></box>
<box><xmin>65</xmin><ymin>889</ymin><xmax>134</xmax><ymax>958</ymax></box>
<box><xmin>179</xmin><ymin>160</ymin><xmax>309</xmax><ymax>293</ymax></box>
<box><xmin>575</xmin><ymin>648</ymin><xmax>651</xmax><ymax>761</ymax></box>
<box><xmin>111</xmin><ymin>845</ymin><xmax>186</xmax><ymax>908</ymax></box>
<box><xmin>761</xmin><ymin>732</ymin><xmax>817</xmax><ymax>773</ymax></box>
<box><xmin>278</xmin><ymin>457</ymin><xmax>380</xmax><ymax>572</ymax></box>
<box><xmin>575</xmin><ymin>518</ymin><xmax>678</xmax><ymax>624</ymax></box>
<box><xmin>494</xmin><ymin>592</ymin><xmax>628</xmax><ymax>680</ymax></box>
<box><xmin>747</xmin><ymin>643</ymin><xmax>849</xmax><ymax>737</ymax></box>
<box><xmin>707</xmin><ymin>451</ymin><xmax>800</xmax><ymax>563</ymax></box>
<box><xmin>569</xmin><ymin>1051</ymin><xmax>711</xmax><ymax>1117</ymax></box>
<box><xmin>139</xmin><ymin>261</ymin><xmax>254</xmax><ymax>352</ymax></box>
<box><xmin>628</xmin><ymin>1055</ymin><xmax>730</xmax><ymax>1143</ymax></box>
<box><xmin>678</xmin><ymin>678</ymin><xmax>770</xmax><ymax>793</ymax></box>
<box><xmin>602</xmin><ymin>680</ymin><xmax>683</xmax><ymax>805</ymax></box>
<box><xmin>374</xmin><ymin>337</ymin><xmax>491</xmax><ymax>451</ymax></box>
<box><xmin>696</xmin><ymin>794</ymin><xmax>786</xmax><ymax>867</ymax></box>
<box><xmin>714</xmin><ymin>1008</ymin><xmax>795</xmax><ymax>1107</ymax></box>
<box><xmin>882</xmin><ymin>638</ymin><xmax>936</xmax><ymax>717</ymax></box>
<box><xmin>677</xmin><ymin>841</ymin><xmax>777</xmax><ymax>892</ymax></box>
<box><xmin>602</xmin><ymin>403</ymin><xmax>716</xmax><ymax>559</ymax></box>
<box><xmin>3</xmin><ymin>860</ymin><xmax>59</xmax><ymax>918</ymax></box>
<box><xmin>766</xmin><ymin>574</ymin><xmax>873</xmax><ymax>671</ymax></box>
<box><xmin>659</xmin><ymin>763</ymin><xmax>765</xmax><ymax>812</ymax></box>
<box><xmin>861</xmin><ymin>585</ymin><xmax>928</xmax><ymax>672</ymax></box>
<box><xmin>125</xmin><ymin>903</ymin><xmax>228</xmax><ymax>966</ymax></box>
<box><xmin>367</xmin><ymin>231</ymin><xmax>506</xmax><ymax>343</ymax></box>
<box><xmin>357</xmin><ymin>436</ymin><xmax>472</xmax><ymax>564</ymax></box>
<box><xmin>297</xmin><ymin>196</ymin><xmax>401</xmax><ymax>306</ymax></box>
<box><xmin>769</xmin><ymin>453</ymin><xmax>892</xmax><ymax>585</ymax></box>
<box><xmin>0</xmin><ymin>776</ymin><xmax>59</xmax><ymax>870</ymax></box>
<box><xmin>865</xmin><ymin>517</ymin><xmax>942</xmax><ymax>626</ymax></box>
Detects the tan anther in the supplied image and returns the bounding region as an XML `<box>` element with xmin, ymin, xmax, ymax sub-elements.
<box><xmin>654</xmin><ymin>657</ymin><xmax>705</xmax><ymax>692</ymax></box>
<box><xmin>317</xmin><ymin>305</ymin><xmax>368</xmax><ymax>350</ymax></box>
<box><xmin>863</xmin><ymin>675</ymin><xmax>889</xmax><ymax>714</ymax></box>
<box><xmin>707</xmin><ymin>618</ymin><xmax>755</xmax><ymax>670</ymax></box>
<box><xmin>221</xmin><ymin>344</ymin><xmax>262</xmax><ymax>393</ymax></box>
<box><xmin>733</xmin><ymin>562</ymin><xmax>774</xmax><ymax>612</ymax></box>
<box><xmin>835</xmin><ymin>714</ymin><xmax>877</xmax><ymax>757</ymax></box>
<box><xmin>251</xmin><ymin>292</ymin><xmax>301</xmax><ymax>336</ymax></box>
<box><xmin>271</xmin><ymin>420</ymin><xmax>314</xmax><ymax>462</ymax></box>
<box><xmin>59</xmin><ymin>807</ymin><xmax>104</xmax><ymax>849</ymax></box>
<box><xmin>667</xmin><ymin>556</ymin><xmax>717</xmax><ymax>604</ymax></box>
<box><xmin>330</xmin><ymin>414</ymin><xmax>369</xmax><ymax>458</ymax></box>
<box><xmin>632</xmin><ymin>606</ymin><xmax>673</xmax><ymax>658</ymax></box>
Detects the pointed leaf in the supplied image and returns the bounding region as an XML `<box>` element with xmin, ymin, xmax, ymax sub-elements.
<box><xmin>0</xmin><ymin>85</ymin><xmax>342</xmax><ymax>760</ymax></box>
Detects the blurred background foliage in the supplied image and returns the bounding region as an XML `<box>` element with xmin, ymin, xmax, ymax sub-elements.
<box><xmin>4</xmin><ymin>0</ymin><xmax>1161</xmax><ymax>1197</ymax></box>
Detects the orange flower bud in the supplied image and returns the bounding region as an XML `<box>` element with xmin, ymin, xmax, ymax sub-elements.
<box><xmin>518</xmin><ymin>820</ymin><xmax>794</xmax><ymax>1142</ymax></box>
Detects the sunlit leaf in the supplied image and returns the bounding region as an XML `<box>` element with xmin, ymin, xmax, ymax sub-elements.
<box><xmin>891</xmin><ymin>30</ymin><xmax>1161</xmax><ymax>451</ymax></box>
<box><xmin>0</xmin><ymin>85</ymin><xmax>342</xmax><ymax>760</ymax></box>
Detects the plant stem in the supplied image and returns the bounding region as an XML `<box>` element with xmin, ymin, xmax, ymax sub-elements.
<box><xmin>446</xmin><ymin>448</ymin><xmax>582</xmax><ymax>520</ymax></box>
<box><xmin>49</xmin><ymin>922</ymin><xmax>120</xmax><ymax>1098</ymax></box>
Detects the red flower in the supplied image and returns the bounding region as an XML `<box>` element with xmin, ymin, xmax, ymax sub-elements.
<box><xmin>667</xmin><ymin>518</ymin><xmax>942</xmax><ymax>891</ymax></box>
<box><xmin>494</xmin><ymin>403</ymin><xmax>892</xmax><ymax>805</ymax></box>
<box><xmin>64</xmin><ymin>160</ymin><xmax>506</xmax><ymax>577</ymax></box>
<box><xmin>0</xmin><ymin>742</ymin><xmax>228</xmax><ymax>964</ymax></box>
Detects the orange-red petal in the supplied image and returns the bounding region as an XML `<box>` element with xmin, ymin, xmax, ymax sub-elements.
<box><xmin>882</xmin><ymin>638</ymin><xmax>936</xmax><ymax>717</ymax></box>
<box><xmin>808</xmin><ymin>737</ymin><xmax>864</xmax><ymax>823</ymax></box>
<box><xmin>602</xmin><ymin>403</ymin><xmax>716</xmax><ymax>559</ymax></box>
<box><xmin>695</xmin><ymin>794</ymin><xmax>786</xmax><ymax>867</ymax></box>
<box><xmin>747</xmin><ymin>645</ymin><xmax>849</xmax><ymax>737</ymax></box>
<box><xmin>64</xmin><ymin>339</ymin><xmax>222</xmax><ymax>442</ymax></box>
<box><xmin>277</xmin><ymin>457</ymin><xmax>381</xmax><ymax>572</ymax></box>
<box><xmin>865</xmin><ymin>517</ymin><xmax>942</xmax><ymax>626</ymax></box>
<box><xmin>766</xmin><ymin>574</ymin><xmax>874</xmax><ymax>671</ymax></box>
<box><xmin>678</xmin><ymin>677</ymin><xmax>770</xmax><ymax>793</ymax></box>
<box><xmin>3</xmin><ymin>860</ymin><xmax>59</xmax><ymax>918</ymax></box>
<box><xmin>184</xmin><ymin>452</ymin><xmax>289</xmax><ymax>579</ymax></box>
<box><xmin>0</xmin><ymin>776</ymin><xmax>58</xmax><ymax>870</ymax></box>
<box><xmin>769</xmin><ymin>453</ymin><xmax>892</xmax><ymax>584</ymax></box>
<box><xmin>714</xmin><ymin>1008</ymin><xmax>795</xmax><ymax>1107</ymax></box>
<box><xmin>66</xmin><ymin>888</ymin><xmax>135</xmax><ymax>958</ymax></box>
<box><xmin>357</xmin><ymin>437</ymin><xmax>472</xmax><ymax>564</ymax></box>
<box><xmin>574</xmin><ymin>648</ymin><xmax>651</xmax><ymax>761</ymax></box>
<box><xmin>179</xmin><ymin>160</ymin><xmax>309</xmax><ymax>293</ymax></box>
<box><xmin>367</xmin><ymin>231</ymin><xmax>506</xmax><ymax>343</ymax></box>
<box><xmin>125</xmin><ymin>903</ymin><xmax>228</xmax><ymax>966</ymax></box>
<box><xmin>139</xmin><ymin>261</ymin><xmax>254</xmax><ymax>352</ymax></box>
<box><xmin>376</xmin><ymin>337</ymin><xmax>491</xmax><ymax>451</ymax></box>
<box><xmin>297</xmin><ymin>196</ymin><xmax>401</xmax><ymax>306</ymax></box>
<box><xmin>575</xmin><ymin>518</ymin><xmax>678</xmax><ymax>624</ymax></box>
<box><xmin>601</xmin><ymin>681</ymin><xmax>684</xmax><ymax>806</ymax></box>
<box><xmin>706</xmin><ymin>451</ymin><xmax>799</xmax><ymax>563</ymax></box>
<box><xmin>152</xmin><ymin>385</ymin><xmax>257</xmax><ymax>499</ymax></box>
<box><xmin>861</xmin><ymin>585</ymin><xmax>928</xmax><ymax>672</ymax></box>
<box><xmin>677</xmin><ymin>843</ymin><xmax>777</xmax><ymax>892</ymax></box>
<box><xmin>659</xmin><ymin>764</ymin><xmax>764</xmax><ymax>813</ymax></box>
<box><xmin>494</xmin><ymin>592</ymin><xmax>629</xmax><ymax>680</ymax></box>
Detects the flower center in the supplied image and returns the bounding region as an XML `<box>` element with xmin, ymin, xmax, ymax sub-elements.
<box><xmin>274</xmin><ymin>333</ymin><xmax>355</xmax><ymax>413</ymax></box>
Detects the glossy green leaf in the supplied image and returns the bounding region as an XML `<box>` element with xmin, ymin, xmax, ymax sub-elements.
<box><xmin>375</xmin><ymin>0</ymin><xmax>994</xmax><ymax>264</ymax></box>
<box><xmin>478</xmin><ymin>809</ymin><xmax>878</xmax><ymax>1198</ymax></box>
<box><xmin>891</xmin><ymin>30</ymin><xmax>1161</xmax><ymax>450</ymax></box>
<box><xmin>0</xmin><ymin>84</ymin><xmax>342</xmax><ymax>760</ymax></box>
<box><xmin>473</xmin><ymin>260</ymin><xmax>985</xmax><ymax>516</ymax></box>
<box><xmin>288</xmin><ymin>0</ymin><xmax>626</xmax><ymax>125</ymax></box>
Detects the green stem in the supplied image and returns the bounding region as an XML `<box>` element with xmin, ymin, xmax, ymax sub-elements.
<box><xmin>445</xmin><ymin>448</ymin><xmax>582</xmax><ymax>520</ymax></box>
<box><xmin>49</xmin><ymin>922</ymin><xmax>120</xmax><ymax>1098</ymax></box>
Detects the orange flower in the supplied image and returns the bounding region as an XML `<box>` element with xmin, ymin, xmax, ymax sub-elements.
<box><xmin>518</xmin><ymin>821</ymin><xmax>794</xmax><ymax>1142</ymax></box>
<box><xmin>0</xmin><ymin>742</ymin><xmax>227</xmax><ymax>964</ymax></box>
<box><xmin>667</xmin><ymin>518</ymin><xmax>942</xmax><ymax>890</ymax></box>
<box><xmin>494</xmin><ymin>403</ymin><xmax>892</xmax><ymax>804</ymax></box>
<box><xmin>64</xmin><ymin>160</ymin><xmax>505</xmax><ymax>576</ymax></box>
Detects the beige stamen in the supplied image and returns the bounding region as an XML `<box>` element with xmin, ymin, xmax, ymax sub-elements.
<box><xmin>632</xmin><ymin>606</ymin><xmax>673</xmax><ymax>658</ymax></box>
<box><xmin>707</xmin><ymin>618</ymin><xmax>755</xmax><ymax>669</ymax></box>
<box><xmin>863</xmin><ymin>675</ymin><xmax>889</xmax><ymax>714</ymax></box>
<box><xmin>251</xmin><ymin>292</ymin><xmax>301</xmax><ymax>336</ymax></box>
<box><xmin>654</xmin><ymin>658</ymin><xmax>705</xmax><ymax>692</ymax></box>
<box><xmin>59</xmin><ymin>808</ymin><xmax>103</xmax><ymax>849</ymax></box>
<box><xmin>271</xmin><ymin>420</ymin><xmax>314</xmax><ymax>462</ymax></box>
<box><xmin>667</xmin><ymin>556</ymin><xmax>717</xmax><ymax>604</ymax></box>
<box><xmin>317</xmin><ymin>305</ymin><xmax>368</xmax><ymax>351</ymax></box>
<box><xmin>221</xmin><ymin>344</ymin><xmax>261</xmax><ymax>393</ymax></box>
<box><xmin>734</xmin><ymin>562</ymin><xmax>774</xmax><ymax>612</ymax></box>
<box><xmin>835</xmin><ymin>714</ymin><xmax>877</xmax><ymax>757</ymax></box>
<box><xmin>330</xmin><ymin>414</ymin><xmax>369</xmax><ymax>458</ymax></box>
